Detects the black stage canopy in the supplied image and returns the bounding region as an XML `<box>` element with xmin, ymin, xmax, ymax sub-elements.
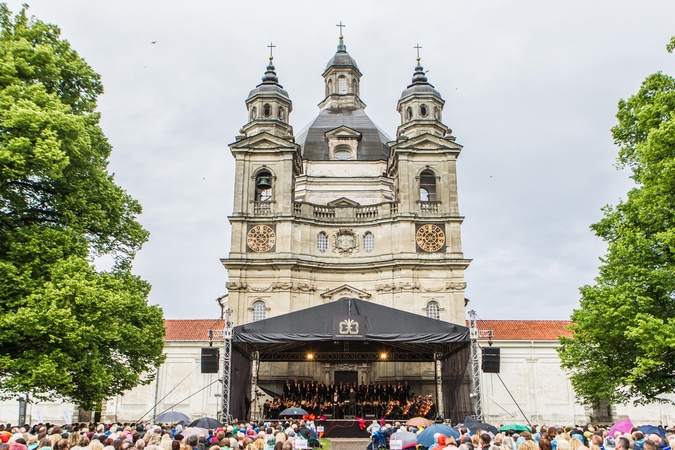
<box><xmin>232</xmin><ymin>297</ymin><xmax>470</xmax><ymax>362</ymax></box>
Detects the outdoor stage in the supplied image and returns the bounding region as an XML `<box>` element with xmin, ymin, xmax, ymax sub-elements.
<box><xmin>227</xmin><ymin>298</ymin><xmax>474</xmax><ymax>423</ymax></box>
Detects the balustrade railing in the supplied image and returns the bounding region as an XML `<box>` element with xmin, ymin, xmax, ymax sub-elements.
<box><xmin>253</xmin><ymin>201</ymin><xmax>272</xmax><ymax>215</ymax></box>
<box><xmin>418</xmin><ymin>201</ymin><xmax>441</xmax><ymax>214</ymax></box>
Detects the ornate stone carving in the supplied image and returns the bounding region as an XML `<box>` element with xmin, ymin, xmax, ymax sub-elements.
<box><xmin>333</xmin><ymin>229</ymin><xmax>359</xmax><ymax>256</ymax></box>
<box><xmin>374</xmin><ymin>282</ymin><xmax>466</xmax><ymax>292</ymax></box>
<box><xmin>225</xmin><ymin>282</ymin><xmax>316</xmax><ymax>292</ymax></box>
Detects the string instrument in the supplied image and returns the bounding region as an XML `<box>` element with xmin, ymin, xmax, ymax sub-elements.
<box><xmin>418</xmin><ymin>397</ymin><xmax>432</xmax><ymax>418</ymax></box>
<box><xmin>385</xmin><ymin>401</ymin><xmax>394</xmax><ymax>418</ymax></box>
<box><xmin>402</xmin><ymin>400</ymin><xmax>411</xmax><ymax>417</ymax></box>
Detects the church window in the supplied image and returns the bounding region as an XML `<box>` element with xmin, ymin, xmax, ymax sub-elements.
<box><xmin>434</xmin><ymin>107</ymin><xmax>440</xmax><ymax>120</ymax></box>
<box><xmin>426</xmin><ymin>301</ymin><xmax>440</xmax><ymax>320</ymax></box>
<box><xmin>278</xmin><ymin>106</ymin><xmax>285</xmax><ymax>121</ymax></box>
<box><xmin>251</xmin><ymin>300</ymin><xmax>267</xmax><ymax>322</ymax></box>
<box><xmin>419</xmin><ymin>169</ymin><xmax>437</xmax><ymax>202</ymax></box>
<box><xmin>338</xmin><ymin>76</ymin><xmax>347</xmax><ymax>95</ymax></box>
<box><xmin>333</xmin><ymin>145</ymin><xmax>352</xmax><ymax>160</ymax></box>
<box><xmin>352</xmin><ymin>78</ymin><xmax>358</xmax><ymax>96</ymax></box>
<box><xmin>250</xmin><ymin>106</ymin><xmax>257</xmax><ymax>121</ymax></box>
<box><xmin>420</xmin><ymin>104</ymin><xmax>428</xmax><ymax>117</ymax></box>
<box><xmin>263</xmin><ymin>103</ymin><xmax>272</xmax><ymax>117</ymax></box>
<box><xmin>406</xmin><ymin>106</ymin><xmax>413</xmax><ymax>121</ymax></box>
<box><xmin>364</xmin><ymin>232</ymin><xmax>374</xmax><ymax>252</ymax></box>
<box><xmin>317</xmin><ymin>232</ymin><xmax>328</xmax><ymax>252</ymax></box>
<box><xmin>255</xmin><ymin>170</ymin><xmax>273</xmax><ymax>202</ymax></box>
<box><xmin>327</xmin><ymin>79</ymin><xmax>333</xmax><ymax>95</ymax></box>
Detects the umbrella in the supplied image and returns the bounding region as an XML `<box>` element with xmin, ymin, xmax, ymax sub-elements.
<box><xmin>188</xmin><ymin>417</ymin><xmax>222</xmax><ymax>429</ymax></box>
<box><xmin>181</xmin><ymin>427</ymin><xmax>209</xmax><ymax>442</ymax></box>
<box><xmin>278</xmin><ymin>407</ymin><xmax>308</xmax><ymax>417</ymax></box>
<box><xmin>155</xmin><ymin>411</ymin><xmax>190</xmax><ymax>424</ymax></box>
<box><xmin>498</xmin><ymin>424</ymin><xmax>531</xmax><ymax>432</ymax></box>
<box><xmin>391</xmin><ymin>431</ymin><xmax>419</xmax><ymax>449</ymax></box>
<box><xmin>406</xmin><ymin>417</ymin><xmax>434</xmax><ymax>428</ymax></box>
<box><xmin>638</xmin><ymin>426</ymin><xmax>666</xmax><ymax>439</ymax></box>
<box><xmin>609</xmin><ymin>419</ymin><xmax>634</xmax><ymax>439</ymax></box>
<box><xmin>418</xmin><ymin>424</ymin><xmax>460</xmax><ymax>447</ymax></box>
<box><xmin>464</xmin><ymin>416</ymin><xmax>499</xmax><ymax>435</ymax></box>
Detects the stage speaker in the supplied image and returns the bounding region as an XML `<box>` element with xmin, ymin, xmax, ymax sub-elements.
<box><xmin>482</xmin><ymin>347</ymin><xmax>500</xmax><ymax>373</ymax></box>
<box><xmin>201</xmin><ymin>347</ymin><xmax>220</xmax><ymax>373</ymax></box>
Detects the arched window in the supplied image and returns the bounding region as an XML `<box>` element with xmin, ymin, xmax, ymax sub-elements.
<box><xmin>406</xmin><ymin>106</ymin><xmax>413</xmax><ymax>121</ymax></box>
<box><xmin>263</xmin><ymin>103</ymin><xmax>272</xmax><ymax>117</ymax></box>
<box><xmin>338</xmin><ymin>76</ymin><xmax>347</xmax><ymax>95</ymax></box>
<box><xmin>434</xmin><ymin>107</ymin><xmax>440</xmax><ymax>120</ymax></box>
<box><xmin>251</xmin><ymin>300</ymin><xmax>267</xmax><ymax>322</ymax></box>
<box><xmin>419</xmin><ymin>169</ymin><xmax>437</xmax><ymax>202</ymax></box>
<box><xmin>363</xmin><ymin>232</ymin><xmax>374</xmax><ymax>252</ymax></box>
<box><xmin>426</xmin><ymin>301</ymin><xmax>440</xmax><ymax>320</ymax></box>
<box><xmin>327</xmin><ymin>79</ymin><xmax>333</xmax><ymax>96</ymax></box>
<box><xmin>255</xmin><ymin>170</ymin><xmax>273</xmax><ymax>202</ymax></box>
<box><xmin>250</xmin><ymin>106</ymin><xmax>257</xmax><ymax>121</ymax></box>
<box><xmin>278</xmin><ymin>106</ymin><xmax>285</xmax><ymax>121</ymax></box>
<box><xmin>420</xmin><ymin>104</ymin><xmax>428</xmax><ymax>117</ymax></box>
<box><xmin>352</xmin><ymin>78</ymin><xmax>358</xmax><ymax>96</ymax></box>
<box><xmin>317</xmin><ymin>232</ymin><xmax>328</xmax><ymax>252</ymax></box>
<box><xmin>333</xmin><ymin>145</ymin><xmax>352</xmax><ymax>160</ymax></box>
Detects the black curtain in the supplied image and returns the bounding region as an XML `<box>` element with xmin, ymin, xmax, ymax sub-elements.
<box><xmin>229</xmin><ymin>347</ymin><xmax>252</xmax><ymax>420</ymax></box>
<box><xmin>442</xmin><ymin>344</ymin><xmax>473</xmax><ymax>423</ymax></box>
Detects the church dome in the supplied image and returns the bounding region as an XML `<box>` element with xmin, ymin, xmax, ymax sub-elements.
<box><xmin>296</xmin><ymin>109</ymin><xmax>391</xmax><ymax>161</ymax></box>
<box><xmin>246</xmin><ymin>60</ymin><xmax>291</xmax><ymax>101</ymax></box>
<box><xmin>399</xmin><ymin>61</ymin><xmax>442</xmax><ymax>101</ymax></box>
<box><xmin>324</xmin><ymin>51</ymin><xmax>360</xmax><ymax>72</ymax></box>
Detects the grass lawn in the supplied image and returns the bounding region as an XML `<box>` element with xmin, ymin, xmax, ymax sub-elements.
<box><xmin>318</xmin><ymin>438</ymin><xmax>331</xmax><ymax>450</ymax></box>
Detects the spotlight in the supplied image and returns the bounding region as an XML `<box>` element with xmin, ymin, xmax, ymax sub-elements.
<box><xmin>307</xmin><ymin>353</ymin><xmax>314</xmax><ymax>360</ymax></box>
<box><xmin>380</xmin><ymin>352</ymin><xmax>387</xmax><ymax>360</ymax></box>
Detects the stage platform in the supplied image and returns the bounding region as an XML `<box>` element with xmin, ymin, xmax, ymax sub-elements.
<box><xmin>318</xmin><ymin>419</ymin><xmax>373</xmax><ymax>438</ymax></box>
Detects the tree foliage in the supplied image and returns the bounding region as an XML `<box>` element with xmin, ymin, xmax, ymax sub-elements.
<box><xmin>0</xmin><ymin>4</ymin><xmax>165</xmax><ymax>408</ymax></box>
<box><xmin>558</xmin><ymin>37</ymin><xmax>675</xmax><ymax>406</ymax></box>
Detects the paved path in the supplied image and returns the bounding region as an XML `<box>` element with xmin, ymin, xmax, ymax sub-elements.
<box><xmin>327</xmin><ymin>438</ymin><xmax>370</xmax><ymax>450</ymax></box>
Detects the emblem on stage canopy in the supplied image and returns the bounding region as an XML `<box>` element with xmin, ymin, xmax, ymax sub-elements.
<box><xmin>416</xmin><ymin>224</ymin><xmax>445</xmax><ymax>252</ymax></box>
<box><xmin>339</xmin><ymin>318</ymin><xmax>359</xmax><ymax>335</ymax></box>
<box><xmin>247</xmin><ymin>224</ymin><xmax>276</xmax><ymax>252</ymax></box>
<box><xmin>333</xmin><ymin>229</ymin><xmax>358</xmax><ymax>256</ymax></box>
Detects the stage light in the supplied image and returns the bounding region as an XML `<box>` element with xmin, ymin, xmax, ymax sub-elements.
<box><xmin>307</xmin><ymin>353</ymin><xmax>314</xmax><ymax>360</ymax></box>
<box><xmin>380</xmin><ymin>352</ymin><xmax>387</xmax><ymax>359</ymax></box>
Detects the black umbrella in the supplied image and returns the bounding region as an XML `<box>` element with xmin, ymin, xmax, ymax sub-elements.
<box><xmin>155</xmin><ymin>411</ymin><xmax>190</xmax><ymax>424</ymax></box>
<box><xmin>189</xmin><ymin>417</ymin><xmax>222</xmax><ymax>429</ymax></box>
<box><xmin>278</xmin><ymin>407</ymin><xmax>308</xmax><ymax>417</ymax></box>
<box><xmin>464</xmin><ymin>416</ymin><xmax>499</xmax><ymax>435</ymax></box>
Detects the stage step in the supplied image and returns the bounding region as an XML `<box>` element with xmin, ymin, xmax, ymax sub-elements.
<box><xmin>327</xmin><ymin>438</ymin><xmax>371</xmax><ymax>450</ymax></box>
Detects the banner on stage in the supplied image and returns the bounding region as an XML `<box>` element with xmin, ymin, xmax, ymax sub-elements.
<box><xmin>390</xmin><ymin>440</ymin><xmax>403</xmax><ymax>450</ymax></box>
<box><xmin>333</xmin><ymin>315</ymin><xmax>365</xmax><ymax>340</ymax></box>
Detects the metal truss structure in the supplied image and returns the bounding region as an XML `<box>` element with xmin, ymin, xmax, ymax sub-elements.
<box><xmin>467</xmin><ymin>309</ymin><xmax>493</xmax><ymax>421</ymax></box>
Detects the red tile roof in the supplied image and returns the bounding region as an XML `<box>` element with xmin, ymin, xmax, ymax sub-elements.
<box><xmin>163</xmin><ymin>319</ymin><xmax>572</xmax><ymax>342</ymax></box>
<box><xmin>476</xmin><ymin>320</ymin><xmax>573</xmax><ymax>341</ymax></box>
<box><xmin>165</xmin><ymin>319</ymin><xmax>224</xmax><ymax>341</ymax></box>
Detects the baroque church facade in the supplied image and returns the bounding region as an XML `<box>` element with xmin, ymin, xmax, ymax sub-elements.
<box><xmin>223</xmin><ymin>36</ymin><xmax>469</xmax><ymax>334</ymax></box>
<box><xmin>221</xmin><ymin>35</ymin><xmax>472</xmax><ymax>392</ymax></box>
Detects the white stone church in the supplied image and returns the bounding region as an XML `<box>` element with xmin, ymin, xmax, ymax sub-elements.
<box><xmin>2</xmin><ymin>35</ymin><xmax>674</xmax><ymax>427</ymax></box>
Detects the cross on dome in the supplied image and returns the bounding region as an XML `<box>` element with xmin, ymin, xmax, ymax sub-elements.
<box><xmin>414</xmin><ymin>43</ymin><xmax>422</xmax><ymax>61</ymax></box>
<box><xmin>336</xmin><ymin>21</ymin><xmax>346</xmax><ymax>39</ymax></box>
<box><xmin>267</xmin><ymin>42</ymin><xmax>276</xmax><ymax>60</ymax></box>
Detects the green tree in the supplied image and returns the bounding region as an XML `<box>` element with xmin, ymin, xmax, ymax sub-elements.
<box><xmin>0</xmin><ymin>4</ymin><xmax>165</xmax><ymax>408</ymax></box>
<box><xmin>558</xmin><ymin>37</ymin><xmax>675</xmax><ymax>406</ymax></box>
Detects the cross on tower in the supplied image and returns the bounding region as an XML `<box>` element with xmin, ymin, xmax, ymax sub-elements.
<box><xmin>414</xmin><ymin>43</ymin><xmax>423</xmax><ymax>61</ymax></box>
<box><xmin>267</xmin><ymin>42</ymin><xmax>276</xmax><ymax>60</ymax></box>
<box><xmin>336</xmin><ymin>21</ymin><xmax>346</xmax><ymax>38</ymax></box>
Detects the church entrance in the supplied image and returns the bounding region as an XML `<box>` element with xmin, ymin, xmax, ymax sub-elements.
<box><xmin>334</xmin><ymin>370</ymin><xmax>358</xmax><ymax>386</ymax></box>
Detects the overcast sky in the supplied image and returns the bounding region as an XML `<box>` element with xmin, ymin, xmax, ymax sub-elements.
<box><xmin>8</xmin><ymin>0</ymin><xmax>674</xmax><ymax>321</ymax></box>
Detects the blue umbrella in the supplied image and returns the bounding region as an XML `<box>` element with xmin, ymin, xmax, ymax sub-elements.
<box><xmin>638</xmin><ymin>426</ymin><xmax>666</xmax><ymax>439</ymax></box>
<box><xmin>418</xmin><ymin>424</ymin><xmax>460</xmax><ymax>448</ymax></box>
